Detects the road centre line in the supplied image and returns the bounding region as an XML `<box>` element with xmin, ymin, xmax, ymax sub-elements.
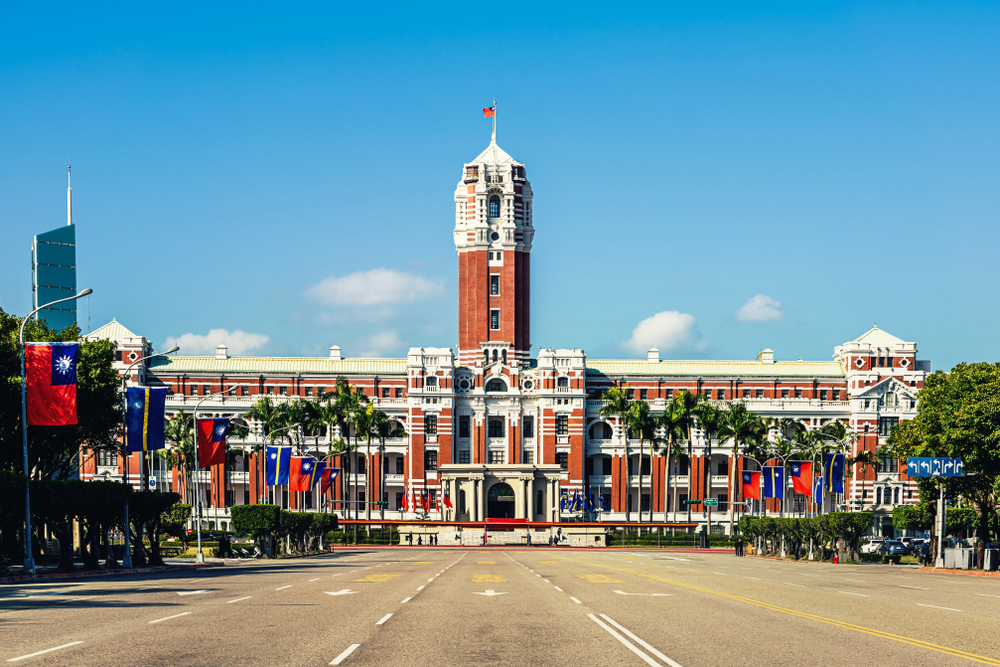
<box><xmin>376</xmin><ymin>613</ymin><xmax>393</xmax><ymax>625</ymax></box>
<box><xmin>330</xmin><ymin>644</ymin><xmax>361</xmax><ymax>665</ymax></box>
<box><xmin>587</xmin><ymin>614</ymin><xmax>672</xmax><ymax>667</ymax></box>
<box><xmin>899</xmin><ymin>585</ymin><xmax>930</xmax><ymax>590</ymax></box>
<box><xmin>401</xmin><ymin>597</ymin><xmax>412</xmax><ymax>604</ymax></box>
<box><xmin>601</xmin><ymin>614</ymin><xmax>684</xmax><ymax>667</ymax></box>
<box><xmin>309</xmin><ymin>578</ymin><xmax>321</xmax><ymax>582</ymax></box>
<box><xmin>838</xmin><ymin>591</ymin><xmax>869</xmax><ymax>597</ymax></box>
<box><xmin>150</xmin><ymin>612</ymin><xmax>192</xmax><ymax>624</ymax></box>
<box><xmin>570</xmin><ymin>597</ymin><xmax>582</xmax><ymax>605</ymax></box>
<box><xmin>276</xmin><ymin>585</ymin><xmax>293</xmax><ymax>591</ymax></box>
<box><xmin>417</xmin><ymin>586</ymin><xmax>425</xmax><ymax>591</ymax></box>
<box><xmin>7</xmin><ymin>642</ymin><xmax>84</xmax><ymax>662</ymax></box>
<box><xmin>975</xmin><ymin>593</ymin><xmax>1000</xmax><ymax>599</ymax></box>
<box><xmin>554</xmin><ymin>586</ymin><xmax>563</xmax><ymax>592</ymax></box>
<box><xmin>784</xmin><ymin>583</ymin><xmax>806</xmax><ymax>588</ymax></box>
<box><xmin>227</xmin><ymin>596</ymin><xmax>252</xmax><ymax>604</ymax></box>
<box><xmin>56</xmin><ymin>596</ymin><xmax>96</xmax><ymax>604</ymax></box>
<box><xmin>555</xmin><ymin>555</ymin><xmax>1000</xmax><ymax>665</ymax></box>
<box><xmin>917</xmin><ymin>603</ymin><xmax>963</xmax><ymax>612</ymax></box>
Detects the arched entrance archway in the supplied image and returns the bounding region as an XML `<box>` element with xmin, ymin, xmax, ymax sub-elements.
<box><xmin>487</xmin><ymin>482</ymin><xmax>516</xmax><ymax>519</ymax></box>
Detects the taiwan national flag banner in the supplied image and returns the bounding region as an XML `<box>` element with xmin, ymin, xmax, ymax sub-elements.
<box><xmin>125</xmin><ymin>386</ymin><xmax>168</xmax><ymax>453</ymax></box>
<box><xmin>432</xmin><ymin>490</ymin><xmax>439</xmax><ymax>512</ymax></box>
<box><xmin>25</xmin><ymin>342</ymin><xmax>79</xmax><ymax>426</ymax></box>
<box><xmin>483</xmin><ymin>104</ymin><xmax>495</xmax><ymax>118</ymax></box>
<box><xmin>443</xmin><ymin>487</ymin><xmax>454</xmax><ymax>509</ymax></box>
<box><xmin>814</xmin><ymin>476</ymin><xmax>824</xmax><ymax>506</ymax></box>
<box><xmin>790</xmin><ymin>461</ymin><xmax>813</xmax><ymax>496</ymax></box>
<box><xmin>320</xmin><ymin>467</ymin><xmax>340</xmax><ymax>495</ymax></box>
<box><xmin>265</xmin><ymin>445</ymin><xmax>292</xmax><ymax>486</ymax></box>
<box><xmin>196</xmin><ymin>418</ymin><xmax>229</xmax><ymax>468</ymax></box>
<box><xmin>825</xmin><ymin>453</ymin><xmax>845</xmax><ymax>494</ymax></box>
<box><xmin>763</xmin><ymin>466</ymin><xmax>784</xmax><ymax>499</ymax></box>
<box><xmin>421</xmin><ymin>488</ymin><xmax>430</xmax><ymax>512</ymax></box>
<box><xmin>289</xmin><ymin>457</ymin><xmax>316</xmax><ymax>492</ymax></box>
<box><xmin>742</xmin><ymin>471</ymin><xmax>761</xmax><ymax>500</ymax></box>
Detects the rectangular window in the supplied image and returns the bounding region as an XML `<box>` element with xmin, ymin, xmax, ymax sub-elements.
<box><xmin>640</xmin><ymin>495</ymin><xmax>650</xmax><ymax>512</ymax></box>
<box><xmin>491</xmin><ymin>310</ymin><xmax>500</xmax><ymax>330</ymax></box>
<box><xmin>679</xmin><ymin>494</ymin><xmax>688</xmax><ymax>507</ymax></box>
<box><xmin>190</xmin><ymin>385</ymin><xmax>198</xmax><ymax>396</ymax></box>
<box><xmin>523</xmin><ymin>450</ymin><xmax>534</xmax><ymax>464</ymax></box>
<box><xmin>679</xmin><ymin>458</ymin><xmax>689</xmax><ymax>475</ymax></box>
<box><xmin>488</xmin><ymin>419</ymin><xmax>504</xmax><ymax>438</ymax></box>
<box><xmin>556</xmin><ymin>452</ymin><xmax>569</xmax><ymax>469</ymax></box>
<box><xmin>755</xmin><ymin>389</ymin><xmax>764</xmax><ymax>399</ymax></box>
<box><xmin>202</xmin><ymin>385</ymin><xmax>210</xmax><ymax>396</ymax></box>
<box><xmin>556</xmin><ymin>414</ymin><xmax>569</xmax><ymax>436</ymax></box>
<box><xmin>878</xmin><ymin>416</ymin><xmax>899</xmax><ymax>437</ymax></box>
<box><xmin>395</xmin><ymin>492</ymin><xmax>404</xmax><ymax>510</ymax></box>
<box><xmin>458</xmin><ymin>450</ymin><xmax>470</xmax><ymax>464</ymax></box>
<box><xmin>781</xmin><ymin>389</ymin><xmax>789</xmax><ymax>399</ymax></box>
<box><xmin>833</xmin><ymin>389</ymin><xmax>841</xmax><ymax>401</ymax></box>
<box><xmin>601</xmin><ymin>493</ymin><xmax>611</xmax><ymax>511</ymax></box>
<box><xmin>241</xmin><ymin>385</ymin><xmax>250</xmax><ymax>397</ymax></box>
<box><xmin>603</xmin><ymin>457</ymin><xmax>613</xmax><ymax>475</ymax></box>
<box><xmin>425</xmin><ymin>414</ymin><xmax>437</xmax><ymax>435</ymax></box>
<box><xmin>664</xmin><ymin>389</ymin><xmax>673</xmax><ymax>399</ymax></box>
<box><xmin>490</xmin><ymin>274</ymin><xmax>499</xmax><ymax>295</ymax></box>
<box><xmin>716</xmin><ymin>389</ymin><xmax>725</xmax><ymax>400</ymax></box>
<box><xmin>523</xmin><ymin>416</ymin><xmax>534</xmax><ymax>438</ymax></box>
<box><xmin>266</xmin><ymin>386</ymin><xmax>274</xmax><ymax>395</ymax></box>
<box><xmin>115</xmin><ymin>350</ymin><xmax>123</xmax><ymax>362</ymax></box>
<box><xmin>425</xmin><ymin>450</ymin><xmax>437</xmax><ymax>470</ymax></box>
<box><xmin>488</xmin><ymin>451</ymin><xmax>505</xmax><ymax>464</ymax></box>
<box><xmin>304</xmin><ymin>387</ymin><xmax>312</xmax><ymax>397</ymax></box>
<box><xmin>279</xmin><ymin>386</ymin><xmax>287</xmax><ymax>396</ymax></box>
<box><xmin>98</xmin><ymin>449</ymin><xmax>118</xmax><ymax>467</ymax></box>
<box><xmin>819</xmin><ymin>389</ymin><xmax>827</xmax><ymax>401</ymax></box>
<box><xmin>794</xmin><ymin>388</ymin><xmax>802</xmax><ymax>399</ymax></box>
<box><xmin>640</xmin><ymin>389</ymin><xmax>648</xmax><ymax>400</ymax></box>
<box><xmin>395</xmin><ymin>388</ymin><xmax>403</xmax><ymax>398</ymax></box>
<box><xmin>459</xmin><ymin>415</ymin><xmax>470</xmax><ymax>438</ymax></box>
<box><xmin>742</xmin><ymin>389</ymin><xmax>751</xmax><ymax>398</ymax></box>
<box><xmin>381</xmin><ymin>387</ymin><xmax>390</xmax><ymax>398</ymax></box>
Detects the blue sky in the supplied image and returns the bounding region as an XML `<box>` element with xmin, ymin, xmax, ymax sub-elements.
<box><xmin>2</xmin><ymin>2</ymin><xmax>998</xmax><ymax>370</ymax></box>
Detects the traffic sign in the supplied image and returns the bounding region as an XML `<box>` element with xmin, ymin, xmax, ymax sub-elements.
<box><xmin>148</xmin><ymin>478</ymin><xmax>157</xmax><ymax>490</ymax></box>
<box><xmin>703</xmin><ymin>499</ymin><xmax>718</xmax><ymax>507</ymax></box>
<box><xmin>907</xmin><ymin>457</ymin><xmax>964</xmax><ymax>477</ymax></box>
<box><xmin>682</xmin><ymin>499</ymin><xmax>701</xmax><ymax>505</ymax></box>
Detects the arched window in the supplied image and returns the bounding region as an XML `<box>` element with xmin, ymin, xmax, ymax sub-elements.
<box><xmin>501</xmin><ymin>349</ymin><xmax>507</xmax><ymax>364</ymax></box>
<box><xmin>484</xmin><ymin>349</ymin><xmax>490</xmax><ymax>365</ymax></box>
<box><xmin>492</xmin><ymin>350</ymin><xmax>498</xmax><ymax>362</ymax></box>
<box><xmin>488</xmin><ymin>419</ymin><xmax>505</xmax><ymax>437</ymax></box>
<box><xmin>489</xmin><ymin>195</ymin><xmax>501</xmax><ymax>218</ymax></box>
<box><xmin>486</xmin><ymin>378</ymin><xmax>507</xmax><ymax>392</ymax></box>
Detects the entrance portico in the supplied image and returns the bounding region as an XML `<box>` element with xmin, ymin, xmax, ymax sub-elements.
<box><xmin>440</xmin><ymin>463</ymin><xmax>562</xmax><ymax>523</ymax></box>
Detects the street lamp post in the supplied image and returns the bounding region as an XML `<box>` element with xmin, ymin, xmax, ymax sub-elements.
<box><xmin>120</xmin><ymin>345</ymin><xmax>179</xmax><ymax>568</ymax></box>
<box><xmin>18</xmin><ymin>288</ymin><xmax>92</xmax><ymax>575</ymax></box>
<box><xmin>192</xmin><ymin>385</ymin><xmax>237</xmax><ymax>563</ymax></box>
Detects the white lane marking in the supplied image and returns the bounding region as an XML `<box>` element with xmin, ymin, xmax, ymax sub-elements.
<box><xmin>587</xmin><ymin>614</ymin><xmax>666</xmax><ymax>667</ymax></box>
<box><xmin>7</xmin><ymin>642</ymin><xmax>84</xmax><ymax>662</ymax></box>
<box><xmin>149</xmin><ymin>612</ymin><xmax>192</xmax><ymax>624</ymax></box>
<box><xmin>975</xmin><ymin>593</ymin><xmax>1000</xmax><ymax>599</ymax></box>
<box><xmin>744</xmin><ymin>577</ymin><xmax>761</xmax><ymax>581</ymax></box>
<box><xmin>917</xmin><ymin>603</ymin><xmax>963</xmax><ymax>612</ymax></box>
<box><xmin>553</xmin><ymin>586</ymin><xmax>564</xmax><ymax>592</ymax></box>
<box><xmin>189</xmin><ymin>578</ymin><xmax>209</xmax><ymax>583</ymax></box>
<box><xmin>838</xmin><ymin>591</ymin><xmax>868</xmax><ymax>597</ymax></box>
<box><xmin>713</xmin><ymin>572</ymin><xmax>726</xmax><ymax>576</ymax></box>
<box><xmin>309</xmin><ymin>578</ymin><xmax>321</xmax><ymax>582</ymax></box>
<box><xmin>569</xmin><ymin>597</ymin><xmax>582</xmax><ymax>605</ymax></box>
<box><xmin>613</xmin><ymin>590</ymin><xmax>673</xmax><ymax>597</ymax></box>
<box><xmin>427</xmin><ymin>578</ymin><xmax>435</xmax><ymax>582</ymax></box>
<box><xmin>275</xmin><ymin>585</ymin><xmax>293</xmax><ymax>591</ymax></box>
<box><xmin>227</xmin><ymin>596</ymin><xmax>252</xmax><ymax>604</ymax></box>
<box><xmin>601</xmin><ymin>614</ymin><xmax>684</xmax><ymax>667</ymax></box>
<box><xmin>899</xmin><ymin>585</ymin><xmax>929</xmax><ymax>590</ymax></box>
<box><xmin>417</xmin><ymin>586</ymin><xmax>425</xmax><ymax>591</ymax></box>
<box><xmin>330</xmin><ymin>644</ymin><xmax>361</xmax><ymax>665</ymax></box>
<box><xmin>400</xmin><ymin>597</ymin><xmax>412</xmax><ymax>604</ymax></box>
<box><xmin>783</xmin><ymin>583</ymin><xmax>806</xmax><ymax>588</ymax></box>
<box><xmin>177</xmin><ymin>590</ymin><xmax>209</xmax><ymax>596</ymax></box>
<box><xmin>55</xmin><ymin>596</ymin><xmax>96</xmax><ymax>604</ymax></box>
<box><xmin>324</xmin><ymin>590</ymin><xmax>359</xmax><ymax>597</ymax></box>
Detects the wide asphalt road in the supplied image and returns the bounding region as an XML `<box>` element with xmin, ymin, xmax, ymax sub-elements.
<box><xmin>2</xmin><ymin>548</ymin><xmax>999</xmax><ymax>666</ymax></box>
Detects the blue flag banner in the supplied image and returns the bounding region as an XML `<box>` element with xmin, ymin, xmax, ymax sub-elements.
<box><xmin>825</xmin><ymin>453</ymin><xmax>845</xmax><ymax>494</ymax></box>
<box><xmin>763</xmin><ymin>466</ymin><xmax>784</xmax><ymax>499</ymax></box>
<box><xmin>584</xmin><ymin>492</ymin><xmax>594</xmax><ymax>512</ymax></box>
<box><xmin>814</xmin><ymin>476</ymin><xmax>824</xmax><ymax>505</ymax></box>
<box><xmin>312</xmin><ymin>460</ymin><xmax>326</xmax><ymax>488</ymax></box>
<box><xmin>266</xmin><ymin>446</ymin><xmax>292</xmax><ymax>486</ymax></box>
<box><xmin>560</xmin><ymin>490</ymin><xmax>568</xmax><ymax>511</ymax></box>
<box><xmin>906</xmin><ymin>457</ymin><xmax>964</xmax><ymax>477</ymax></box>
<box><xmin>125</xmin><ymin>386</ymin><xmax>168</xmax><ymax>453</ymax></box>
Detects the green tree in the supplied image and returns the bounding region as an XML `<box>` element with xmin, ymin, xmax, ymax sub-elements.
<box><xmin>370</xmin><ymin>409</ymin><xmax>406</xmax><ymax>520</ymax></box>
<box><xmin>599</xmin><ymin>386</ymin><xmax>633</xmax><ymax>522</ymax></box>
<box><xmin>161</xmin><ymin>504</ymin><xmax>192</xmax><ymax>549</ymax></box>
<box><xmin>698</xmin><ymin>404</ymin><xmax>726</xmax><ymax>526</ymax></box>
<box><xmin>626</xmin><ymin>400</ymin><xmax>665</xmax><ymax>523</ymax></box>
<box><xmin>656</xmin><ymin>400</ymin><xmax>688</xmax><ymax>522</ymax></box>
<box><xmin>887</xmin><ymin>362</ymin><xmax>1000</xmax><ymax>568</ymax></box>
<box><xmin>720</xmin><ymin>402</ymin><xmax>767</xmax><ymax>534</ymax></box>
<box><xmin>826</xmin><ymin>511</ymin><xmax>874</xmax><ymax>562</ymax></box>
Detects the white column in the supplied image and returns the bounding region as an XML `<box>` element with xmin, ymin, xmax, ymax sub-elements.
<box><xmin>515</xmin><ymin>478</ymin><xmax>525</xmax><ymax>519</ymax></box>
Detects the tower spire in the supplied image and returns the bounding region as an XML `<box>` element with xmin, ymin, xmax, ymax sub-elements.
<box><xmin>67</xmin><ymin>162</ymin><xmax>72</xmax><ymax>226</ymax></box>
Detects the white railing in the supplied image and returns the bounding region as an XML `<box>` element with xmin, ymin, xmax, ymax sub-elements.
<box><xmin>384</xmin><ymin>474</ymin><xmax>404</xmax><ymax>485</ymax></box>
<box><xmin>628</xmin><ymin>475</ymin><xmax>652</xmax><ymax>487</ymax></box>
<box><xmin>711</xmin><ymin>475</ymin><xmax>729</xmax><ymax>485</ymax></box>
<box><xmin>588</xmin><ymin>475</ymin><xmax>612</xmax><ymax>486</ymax></box>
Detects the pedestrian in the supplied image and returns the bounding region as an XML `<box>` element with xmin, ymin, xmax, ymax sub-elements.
<box><xmin>526</xmin><ymin>532</ymin><xmax>532</xmax><ymax>547</ymax></box>
<box><xmin>920</xmin><ymin>540</ymin><xmax>930</xmax><ymax>566</ymax></box>
<box><xmin>418</xmin><ymin>535</ymin><xmax>422</xmax><ymax>546</ymax></box>
<box><xmin>735</xmin><ymin>538</ymin><xmax>743</xmax><ymax>557</ymax></box>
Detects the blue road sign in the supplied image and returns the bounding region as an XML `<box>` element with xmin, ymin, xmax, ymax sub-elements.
<box><xmin>906</xmin><ymin>457</ymin><xmax>964</xmax><ymax>477</ymax></box>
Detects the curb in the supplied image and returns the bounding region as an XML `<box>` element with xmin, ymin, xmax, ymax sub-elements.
<box><xmin>0</xmin><ymin>562</ymin><xmax>213</xmax><ymax>585</ymax></box>
<box><xmin>919</xmin><ymin>566</ymin><xmax>1000</xmax><ymax>578</ymax></box>
<box><xmin>331</xmin><ymin>545</ymin><xmax>730</xmax><ymax>553</ymax></box>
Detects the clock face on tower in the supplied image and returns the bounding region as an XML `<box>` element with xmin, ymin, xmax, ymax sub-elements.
<box><xmin>491</xmin><ymin>232</ymin><xmax>499</xmax><ymax>241</ymax></box>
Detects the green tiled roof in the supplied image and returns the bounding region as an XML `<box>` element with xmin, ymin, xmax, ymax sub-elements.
<box><xmin>148</xmin><ymin>356</ymin><xmax>407</xmax><ymax>376</ymax></box>
<box><xmin>585</xmin><ymin>359</ymin><xmax>844</xmax><ymax>378</ymax></box>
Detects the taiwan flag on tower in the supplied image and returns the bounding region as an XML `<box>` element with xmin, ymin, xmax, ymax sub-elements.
<box><xmin>197</xmin><ymin>418</ymin><xmax>229</xmax><ymax>468</ymax></box>
<box><xmin>742</xmin><ymin>471</ymin><xmax>761</xmax><ymax>500</ymax></box>
<box><xmin>25</xmin><ymin>342</ymin><xmax>79</xmax><ymax>425</ymax></box>
<box><xmin>791</xmin><ymin>461</ymin><xmax>813</xmax><ymax>496</ymax></box>
<box><xmin>483</xmin><ymin>104</ymin><xmax>495</xmax><ymax>118</ymax></box>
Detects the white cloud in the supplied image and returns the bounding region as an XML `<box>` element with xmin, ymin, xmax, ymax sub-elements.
<box><xmin>735</xmin><ymin>294</ymin><xmax>784</xmax><ymax>322</ymax></box>
<box><xmin>164</xmin><ymin>328</ymin><xmax>270</xmax><ymax>356</ymax></box>
<box><xmin>359</xmin><ymin>330</ymin><xmax>402</xmax><ymax>357</ymax></box>
<box><xmin>623</xmin><ymin>311</ymin><xmax>707</xmax><ymax>353</ymax></box>
<box><xmin>304</xmin><ymin>268</ymin><xmax>442</xmax><ymax>306</ymax></box>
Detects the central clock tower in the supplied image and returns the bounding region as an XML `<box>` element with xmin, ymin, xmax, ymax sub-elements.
<box><xmin>453</xmin><ymin>138</ymin><xmax>534</xmax><ymax>366</ymax></box>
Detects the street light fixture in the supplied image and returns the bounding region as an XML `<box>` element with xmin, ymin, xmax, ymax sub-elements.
<box><xmin>120</xmin><ymin>345</ymin><xmax>179</xmax><ymax>568</ymax></box>
<box><xmin>18</xmin><ymin>288</ymin><xmax>92</xmax><ymax>575</ymax></box>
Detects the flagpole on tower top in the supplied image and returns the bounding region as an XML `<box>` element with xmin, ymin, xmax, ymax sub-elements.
<box><xmin>492</xmin><ymin>100</ymin><xmax>496</xmax><ymax>143</ymax></box>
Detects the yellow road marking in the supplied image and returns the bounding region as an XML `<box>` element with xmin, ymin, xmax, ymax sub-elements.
<box><xmin>354</xmin><ymin>574</ymin><xmax>400</xmax><ymax>583</ymax></box>
<box><xmin>478</xmin><ymin>561</ymin><xmax>495</xmax><ymax>564</ymax></box>
<box><xmin>540</xmin><ymin>561</ymin><xmax>558</xmax><ymax>564</ymax></box>
<box><xmin>576</xmin><ymin>574</ymin><xmax>624</xmax><ymax>584</ymax></box>
<box><xmin>412</xmin><ymin>562</ymin><xmax>434</xmax><ymax>565</ymax></box>
<box><xmin>473</xmin><ymin>574</ymin><xmax>505</xmax><ymax>583</ymax></box>
<box><xmin>556</xmin><ymin>556</ymin><xmax>1000</xmax><ymax>666</ymax></box>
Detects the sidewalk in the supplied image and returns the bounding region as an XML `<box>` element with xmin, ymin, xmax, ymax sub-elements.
<box><xmin>0</xmin><ymin>561</ymin><xmax>214</xmax><ymax>585</ymax></box>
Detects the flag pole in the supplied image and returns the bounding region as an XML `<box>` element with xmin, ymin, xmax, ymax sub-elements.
<box><xmin>193</xmin><ymin>386</ymin><xmax>236</xmax><ymax>563</ymax></box>
<box><xmin>492</xmin><ymin>100</ymin><xmax>496</xmax><ymax>143</ymax></box>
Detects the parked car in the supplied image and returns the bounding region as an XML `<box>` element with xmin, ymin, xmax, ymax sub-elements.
<box><xmin>879</xmin><ymin>540</ymin><xmax>908</xmax><ymax>556</ymax></box>
<box><xmin>908</xmin><ymin>539</ymin><xmax>926</xmax><ymax>555</ymax></box>
<box><xmin>861</xmin><ymin>538</ymin><xmax>885</xmax><ymax>554</ymax></box>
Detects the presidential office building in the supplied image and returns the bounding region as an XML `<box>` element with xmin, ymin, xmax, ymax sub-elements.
<box><xmin>81</xmin><ymin>134</ymin><xmax>933</xmax><ymax>538</ymax></box>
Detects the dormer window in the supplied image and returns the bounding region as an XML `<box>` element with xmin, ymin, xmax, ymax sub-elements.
<box><xmin>465</xmin><ymin>166</ymin><xmax>479</xmax><ymax>181</ymax></box>
<box><xmin>488</xmin><ymin>195</ymin><xmax>501</xmax><ymax>218</ymax></box>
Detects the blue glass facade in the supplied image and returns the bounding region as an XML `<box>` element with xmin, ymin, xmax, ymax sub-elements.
<box><xmin>32</xmin><ymin>224</ymin><xmax>77</xmax><ymax>331</ymax></box>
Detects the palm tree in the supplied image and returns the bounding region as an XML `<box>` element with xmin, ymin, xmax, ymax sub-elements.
<box><xmin>371</xmin><ymin>410</ymin><xmax>407</xmax><ymax>520</ymax></box>
<box><xmin>318</xmin><ymin>378</ymin><xmax>363</xmax><ymax>518</ymax></box>
<box><xmin>352</xmin><ymin>403</ymin><xmax>377</xmax><ymax>521</ymax></box>
<box><xmin>668</xmin><ymin>390</ymin><xmax>708</xmax><ymax>524</ymax></box>
<box><xmin>245</xmin><ymin>397</ymin><xmax>285</xmax><ymax>505</ymax></box>
<box><xmin>164</xmin><ymin>410</ymin><xmax>194</xmax><ymax>504</ymax></box>
<box><xmin>627</xmin><ymin>400</ymin><xmax>665</xmax><ymax>523</ymax></box>
<box><xmin>720</xmin><ymin>402</ymin><xmax>767</xmax><ymax>536</ymax></box>
<box><xmin>599</xmin><ymin>386</ymin><xmax>632</xmax><ymax>523</ymax></box>
<box><xmin>698</xmin><ymin>404</ymin><xmax>726</xmax><ymax>529</ymax></box>
<box><xmin>656</xmin><ymin>402</ymin><xmax>687</xmax><ymax>522</ymax></box>
<box><xmin>226</xmin><ymin>418</ymin><xmax>251</xmax><ymax>508</ymax></box>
